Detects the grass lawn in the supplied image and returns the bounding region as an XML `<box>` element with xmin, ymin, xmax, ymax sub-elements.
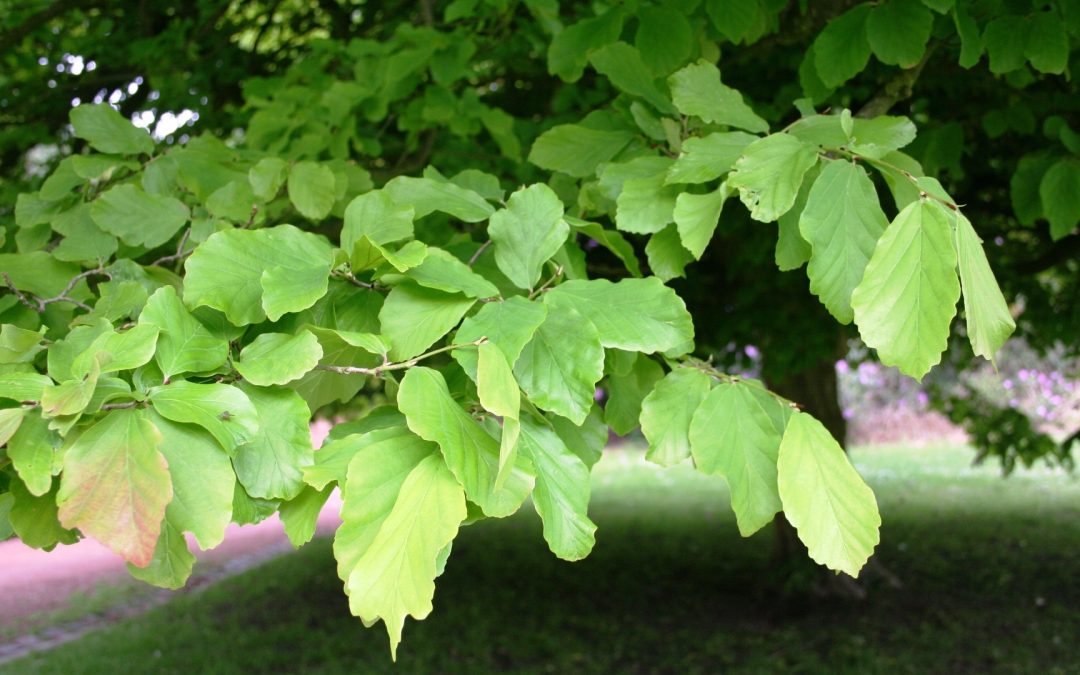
<box><xmin>6</xmin><ymin>443</ymin><xmax>1080</xmax><ymax>674</ymax></box>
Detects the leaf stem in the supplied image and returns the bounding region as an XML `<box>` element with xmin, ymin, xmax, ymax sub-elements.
<box><xmin>528</xmin><ymin>265</ymin><xmax>563</xmax><ymax>299</ymax></box>
<box><xmin>316</xmin><ymin>337</ymin><xmax>488</xmax><ymax>377</ymax></box>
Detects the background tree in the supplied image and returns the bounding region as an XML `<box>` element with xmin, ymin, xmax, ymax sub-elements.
<box><xmin>1</xmin><ymin>0</ymin><xmax>1077</xmax><ymax>658</ymax></box>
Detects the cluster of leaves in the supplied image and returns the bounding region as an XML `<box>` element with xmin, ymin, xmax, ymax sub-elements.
<box><xmin>0</xmin><ymin>0</ymin><xmax>1069</xmax><ymax>658</ymax></box>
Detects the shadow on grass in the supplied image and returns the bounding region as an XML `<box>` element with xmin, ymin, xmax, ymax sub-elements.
<box><xmin>7</xmin><ymin>448</ymin><xmax>1080</xmax><ymax>674</ymax></box>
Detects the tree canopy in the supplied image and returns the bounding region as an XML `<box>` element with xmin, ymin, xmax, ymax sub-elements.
<box><xmin>1</xmin><ymin>0</ymin><xmax>1078</xmax><ymax>658</ymax></box>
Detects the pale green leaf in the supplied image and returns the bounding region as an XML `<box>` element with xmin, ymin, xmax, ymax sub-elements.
<box><xmin>674</xmin><ymin>184</ymin><xmax>730</xmax><ymax>259</ymax></box>
<box><xmin>71</xmin><ymin>323</ymin><xmax>159</xmax><ymax>379</ymax></box>
<box><xmin>775</xmin><ymin>164</ymin><xmax>816</xmax><ymax>271</ymax></box>
<box><xmin>641</xmin><ymin>367</ymin><xmax>712</xmax><ymax>466</ymax></box>
<box><xmin>235</xmin><ymin>331</ymin><xmax>323</xmax><ymax>386</ymax></box>
<box><xmin>383</xmin><ymin>176</ymin><xmax>494</xmax><ymax>223</ymax></box>
<box><xmin>397</xmin><ymin>367</ymin><xmax>534</xmax><ymax>518</ymax></box>
<box><xmin>248</xmin><ymin>157</ymin><xmax>288</xmax><ymax>201</ymax></box>
<box><xmin>549</xmin><ymin>406</ymin><xmax>607</xmax><ymax>469</ymax></box>
<box><xmin>477</xmin><ymin>341</ymin><xmax>519</xmax><ymax>420</ymax></box>
<box><xmin>90</xmin><ymin>184</ymin><xmax>190</xmax><ymax>249</ymax></box>
<box><xmin>0</xmin><ymin>371</ymin><xmax>53</xmax><ymax>402</ymax></box>
<box><xmin>0</xmin><ymin>407</ymin><xmax>24</xmax><ymax>446</ymax></box>
<box><xmin>288</xmin><ymin>161</ymin><xmax>336</xmax><ymax>220</ymax></box>
<box><xmin>233</xmin><ymin>383</ymin><xmax>314</xmax><ymax>500</ymax></box>
<box><xmin>665</xmin><ymin>132</ymin><xmax>758</xmax><ymax>185</ymax></box>
<box><xmin>668</xmin><ymin>60</ymin><xmax>768</xmax><ymax>133</ymax></box>
<box><xmin>615</xmin><ymin>173</ymin><xmax>681</xmax><ymax>234</ymax></box>
<box><xmin>645</xmin><ymin>224</ymin><xmax>693</xmax><ymax>281</ymax></box>
<box><xmin>689</xmin><ymin>382</ymin><xmax>784</xmax><ymax>536</ymax></box>
<box><xmin>149</xmin><ymin>381</ymin><xmax>260</xmax><ymax>452</ymax></box>
<box><xmin>405</xmin><ymin>249</ymin><xmax>499</xmax><ymax>299</ymax></box>
<box><xmin>149</xmin><ymin>410</ymin><xmax>234</xmax><ymax>550</ymax></box>
<box><xmin>953</xmin><ymin>210</ymin><xmax>1015</xmax><ymax>365</ymax></box>
<box><xmin>8</xmin><ymin>412</ymin><xmax>56</xmax><ymax>497</ymax></box>
<box><xmin>518</xmin><ymin>416</ymin><xmax>597</xmax><ymax>561</ymax></box>
<box><xmin>528</xmin><ymin>125</ymin><xmax>634</xmax><ymax>177</ymax></box>
<box><xmin>0</xmin><ymin>324</ymin><xmax>46</xmax><ymax>364</ymax></box>
<box><xmin>851</xmin><ymin>200</ymin><xmax>960</xmax><ymax>381</ymax></box>
<box><xmin>777</xmin><ymin>411</ymin><xmax>880</xmax><ymax>577</ymax></box>
<box><xmin>56</xmin><ymin>409</ymin><xmax>173</xmax><ymax>566</ymax></box>
<box><xmin>42</xmin><ymin>358</ymin><xmax>100</xmax><ymax>417</ymax></box>
<box><xmin>206</xmin><ymin>180</ymin><xmax>256</xmax><ymax>223</ymax></box>
<box><xmin>514</xmin><ymin>305</ymin><xmax>604</xmax><ymax>425</ymax></box>
<box><xmin>280</xmin><ymin>485</ymin><xmax>333</xmax><ymax>548</ymax></box>
<box><xmin>728</xmin><ymin>133</ymin><xmax>820</xmax><ymax>222</ymax></box>
<box><xmin>70</xmin><ymin>104</ymin><xmax>154</xmax><ymax>155</ymax></box>
<box><xmin>183</xmin><ymin>225</ymin><xmax>334</xmax><ymax>325</ymax></box>
<box><xmin>305</xmin><ymin>423</ymin><xmax>411</xmax><ymax>491</ymax></box>
<box><xmin>800</xmin><ymin>160</ymin><xmax>889</xmax><ymax>324</ymax></box>
<box><xmin>126</xmin><ymin>520</ymin><xmax>195</xmax><ymax>589</ymax></box>
<box><xmin>604</xmin><ymin>354</ymin><xmax>664</xmax><ymax>436</ymax></box>
<box><xmin>488</xmin><ymin>184</ymin><xmax>569</xmax><ymax>290</ymax></box>
<box><xmin>138</xmin><ymin>286</ymin><xmax>229</xmax><ymax>379</ymax></box>
<box><xmin>453</xmin><ymin>296</ymin><xmax>548</xmax><ymax>380</ymax></box>
<box><xmin>544</xmin><ymin>278</ymin><xmax>695</xmax><ymax>355</ymax></box>
<box><xmin>379</xmin><ymin>283</ymin><xmax>475</xmax><ymax>361</ymax></box>
<box><xmin>342</xmin><ymin>190</ymin><xmax>415</xmax><ymax>249</ymax></box>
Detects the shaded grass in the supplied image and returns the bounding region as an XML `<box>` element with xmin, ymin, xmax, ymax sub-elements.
<box><xmin>7</xmin><ymin>444</ymin><xmax>1080</xmax><ymax>674</ymax></box>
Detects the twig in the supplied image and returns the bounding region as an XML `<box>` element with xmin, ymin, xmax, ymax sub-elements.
<box><xmin>682</xmin><ymin>358</ymin><xmax>799</xmax><ymax>409</ymax></box>
<box><xmin>3</xmin><ymin>267</ymin><xmax>106</xmax><ymax>313</ymax></box>
<box><xmin>151</xmin><ymin>228</ymin><xmax>192</xmax><ymax>268</ymax></box>
<box><xmin>467</xmin><ymin>240</ymin><xmax>491</xmax><ymax>267</ymax></box>
<box><xmin>331</xmin><ymin>269</ymin><xmax>380</xmax><ymax>289</ymax></box>
<box><xmin>528</xmin><ymin>265</ymin><xmax>563</xmax><ymax>299</ymax></box>
<box><xmin>2</xmin><ymin>272</ymin><xmax>41</xmax><ymax>312</ymax></box>
<box><xmin>100</xmin><ymin>401</ymin><xmax>140</xmax><ymax>410</ymax></box>
<box><xmin>316</xmin><ymin>337</ymin><xmax>487</xmax><ymax>377</ymax></box>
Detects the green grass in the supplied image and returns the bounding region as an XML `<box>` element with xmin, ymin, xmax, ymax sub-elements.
<box><xmin>7</xmin><ymin>443</ymin><xmax>1080</xmax><ymax>674</ymax></box>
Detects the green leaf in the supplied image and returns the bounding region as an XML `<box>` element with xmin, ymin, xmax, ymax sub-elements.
<box><xmin>488</xmin><ymin>184</ymin><xmax>569</xmax><ymax>290</ymax></box>
<box><xmin>379</xmin><ymin>283</ymin><xmax>475</xmax><ymax>361</ymax></box>
<box><xmin>514</xmin><ymin>305</ymin><xmax>605</xmax><ymax>425</ymax></box>
<box><xmin>589</xmin><ymin>42</ymin><xmax>676</xmax><ymax>114</ymax></box>
<box><xmin>634</xmin><ymin>5</ymin><xmax>693</xmax><ymax>75</ymax></box>
<box><xmin>728</xmin><ymin>133</ymin><xmax>820</xmax><ymax>222</ymax></box>
<box><xmin>549</xmin><ymin>405</ymin><xmax>607</xmax><ymax>469</ymax></box>
<box><xmin>775</xmin><ymin>164</ymin><xmax>817</xmax><ymax>271</ymax></box>
<box><xmin>799</xmin><ymin>160</ymin><xmax>889</xmax><ymax>324</ymax></box>
<box><xmin>233</xmin><ymin>384</ymin><xmax>314</xmax><ymax>501</ymax></box>
<box><xmin>41</xmin><ymin>361</ymin><xmax>99</xmax><ymax>418</ymax></box>
<box><xmin>544</xmin><ymin>278</ymin><xmax>695</xmax><ymax>355</ymax></box>
<box><xmin>529</xmin><ymin>125</ymin><xmax>635</xmax><ymax>177</ymax></box>
<box><xmin>126</xmin><ymin>520</ymin><xmax>195</xmax><ymax>589</ymax></box>
<box><xmin>866</xmin><ymin>0</ymin><xmax>933</xmax><ymax>67</ymax></box>
<box><xmin>383</xmin><ymin>176</ymin><xmax>494</xmax><ymax>223</ymax></box>
<box><xmin>10</xmin><ymin>477</ymin><xmax>79</xmax><ymax>550</ymax></box>
<box><xmin>811</xmin><ymin>5</ymin><xmax>872</xmax><ymax>88</ymax></box>
<box><xmin>668</xmin><ymin>61</ymin><xmax>768</xmax><ymax>133</ymax></box>
<box><xmin>183</xmin><ymin>225</ymin><xmax>334</xmax><ymax>325</ymax></box>
<box><xmin>777</xmin><ymin>411</ymin><xmax>880</xmax><ymax>577</ymax></box>
<box><xmin>399</xmin><ymin>366</ymin><xmax>535</xmax><ymax>518</ymax></box>
<box><xmin>952</xmin><ymin>3</ymin><xmax>983</xmax><ymax>69</ymax></box>
<box><xmin>149</xmin><ymin>410</ymin><xmax>234</xmax><ymax>549</ymax></box>
<box><xmin>0</xmin><ymin>324</ymin><xmax>45</xmax><ymax>364</ymax></box>
<box><xmin>604</xmin><ymin>354</ymin><xmax>664</xmax><ymax>436</ymax></box>
<box><xmin>983</xmin><ymin>17</ymin><xmax>1027</xmax><ymax>74</ymax></box>
<box><xmin>150</xmin><ymin>381</ymin><xmax>260</xmax><ymax>452</ymax></box>
<box><xmin>689</xmin><ymin>382</ymin><xmax>785</xmax><ymax>536</ymax></box>
<box><xmin>615</xmin><ymin>173</ymin><xmax>681</xmax><ymax>234</ymax></box>
<box><xmin>51</xmin><ymin>204</ymin><xmax>119</xmax><ymax>263</ymax></box>
<box><xmin>0</xmin><ymin>407</ymin><xmax>24</xmax><ymax>446</ymax></box>
<box><xmin>477</xmin><ymin>341</ymin><xmax>520</xmax><ymax>420</ymax></box>
<box><xmin>248</xmin><ymin>157</ymin><xmax>288</xmax><ymax>201</ymax></box>
<box><xmin>71</xmin><ymin>323</ymin><xmax>159</xmax><ymax>379</ymax></box>
<box><xmin>336</xmin><ymin>437</ymin><xmax>465</xmax><ymax>659</ymax></box>
<box><xmin>90</xmin><ymin>184</ymin><xmax>190</xmax><ymax>249</ymax></box>
<box><xmin>641</xmin><ymin>367</ymin><xmax>712</xmax><ymax>466</ymax></box>
<box><xmin>517</xmin><ymin>416</ymin><xmax>597</xmax><ymax>560</ymax></box>
<box><xmin>288</xmin><ymin>161</ymin><xmax>336</xmax><ymax>220</ymax></box>
<box><xmin>1025</xmin><ymin>11</ymin><xmax>1069</xmax><ymax>74</ymax></box>
<box><xmin>645</xmin><ymin>225</ymin><xmax>694</xmax><ymax>281</ymax></box>
<box><xmin>565</xmin><ymin>217</ymin><xmax>642</xmax><ymax>277</ymax></box>
<box><xmin>206</xmin><ymin>180</ymin><xmax>256</xmax><ymax>223</ymax></box>
<box><xmin>280</xmin><ymin>485</ymin><xmax>333</xmax><ymax>548</ymax></box>
<box><xmin>70</xmin><ymin>103</ymin><xmax>154</xmax><ymax>155</ymax></box>
<box><xmin>231</xmin><ymin>482</ymin><xmax>280</xmax><ymax>526</ymax></box>
<box><xmin>665</xmin><ymin>132</ymin><xmax>758</xmax><ymax>185</ymax></box>
<box><xmin>342</xmin><ymin>190</ymin><xmax>415</xmax><ymax>250</ymax></box>
<box><xmin>235</xmin><ymin>331</ymin><xmax>323</xmax><ymax>386</ymax></box>
<box><xmin>851</xmin><ymin>200</ymin><xmax>960</xmax><ymax>381</ymax></box>
<box><xmin>56</xmin><ymin>409</ymin><xmax>173</xmax><ymax>566</ymax></box>
<box><xmin>305</xmin><ymin>423</ymin><xmax>411</xmax><ymax>491</ymax></box>
<box><xmin>8</xmin><ymin>412</ymin><xmax>56</xmax><ymax>496</ymax></box>
<box><xmin>453</xmin><ymin>296</ymin><xmax>548</xmax><ymax>380</ymax></box>
<box><xmin>953</xmin><ymin>210</ymin><xmax>1015</xmax><ymax>365</ymax></box>
<box><xmin>547</xmin><ymin>6</ymin><xmax>625</xmax><ymax>82</ymax></box>
<box><xmin>705</xmin><ymin>0</ymin><xmax>763</xmax><ymax>44</ymax></box>
<box><xmin>0</xmin><ymin>371</ymin><xmax>53</xmax><ymax>402</ymax></box>
<box><xmin>673</xmin><ymin>184</ymin><xmax>730</xmax><ymax>259</ymax></box>
<box><xmin>138</xmin><ymin>286</ymin><xmax>229</xmax><ymax>379</ymax></box>
<box><xmin>1038</xmin><ymin>159</ymin><xmax>1080</xmax><ymax>240</ymax></box>
<box><xmin>405</xmin><ymin>249</ymin><xmax>499</xmax><ymax>299</ymax></box>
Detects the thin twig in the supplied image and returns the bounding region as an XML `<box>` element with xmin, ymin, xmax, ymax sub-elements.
<box><xmin>528</xmin><ymin>265</ymin><xmax>563</xmax><ymax>299</ymax></box>
<box><xmin>316</xmin><ymin>337</ymin><xmax>487</xmax><ymax>377</ymax></box>
<box><xmin>151</xmin><ymin>228</ymin><xmax>192</xmax><ymax>267</ymax></box>
<box><xmin>100</xmin><ymin>401</ymin><xmax>140</xmax><ymax>410</ymax></box>
<box><xmin>331</xmin><ymin>269</ymin><xmax>380</xmax><ymax>289</ymax></box>
<box><xmin>2</xmin><ymin>272</ymin><xmax>41</xmax><ymax>311</ymax></box>
<box><xmin>3</xmin><ymin>267</ymin><xmax>106</xmax><ymax>313</ymax></box>
<box><xmin>467</xmin><ymin>240</ymin><xmax>491</xmax><ymax>267</ymax></box>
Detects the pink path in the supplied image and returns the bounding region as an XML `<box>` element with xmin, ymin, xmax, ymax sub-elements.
<box><xmin>0</xmin><ymin>421</ymin><xmax>341</xmax><ymax>629</ymax></box>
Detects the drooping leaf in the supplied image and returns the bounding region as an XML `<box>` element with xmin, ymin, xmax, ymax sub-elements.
<box><xmin>90</xmin><ymin>184</ymin><xmax>190</xmax><ymax>250</ymax></box>
<box><xmin>379</xmin><ymin>283</ymin><xmax>475</xmax><ymax>361</ymax></box>
<box><xmin>851</xmin><ymin>200</ymin><xmax>960</xmax><ymax>380</ymax></box>
<box><xmin>126</xmin><ymin>520</ymin><xmax>196</xmax><ymax>589</ymax></box>
<box><xmin>56</xmin><ymin>409</ymin><xmax>173</xmax><ymax>567</ymax></box>
<box><xmin>248</xmin><ymin>157</ymin><xmax>288</xmax><ymax>201</ymax></box>
<box><xmin>953</xmin><ymin>210</ymin><xmax>1015</xmax><ymax>365</ymax></box>
<box><xmin>668</xmin><ymin>61</ymin><xmax>768</xmax><ymax>133</ymax></box>
<box><xmin>0</xmin><ymin>407</ymin><xmax>24</xmax><ymax>446</ymax></box>
<box><xmin>405</xmin><ymin>249</ymin><xmax>499</xmax><ymax>299</ymax></box>
<box><xmin>640</xmin><ymin>367</ymin><xmax>712</xmax><ymax>466</ymax></box>
<box><xmin>477</xmin><ymin>341</ymin><xmax>519</xmax><ymax>420</ymax></box>
<box><xmin>453</xmin><ymin>296</ymin><xmax>548</xmax><ymax>380</ymax></box>
<box><xmin>70</xmin><ymin>103</ymin><xmax>154</xmax><ymax>155</ymax></box>
<box><xmin>777</xmin><ymin>411</ymin><xmax>880</xmax><ymax>577</ymax></box>
<box><xmin>544</xmin><ymin>278</ymin><xmax>695</xmax><ymax>355</ymax></box>
<box><xmin>645</xmin><ymin>224</ymin><xmax>694</xmax><ymax>281</ymax></box>
<box><xmin>138</xmin><ymin>286</ymin><xmax>229</xmax><ymax>379</ymax></box>
<box><xmin>517</xmin><ymin>416</ymin><xmax>597</xmax><ymax>561</ymax></box>
<box><xmin>183</xmin><ymin>225</ymin><xmax>334</xmax><ymax>325</ymax></box>
<box><xmin>383</xmin><ymin>176</ymin><xmax>494</xmax><ymax>222</ymax></box>
<box><xmin>634</xmin><ymin>5</ymin><xmax>693</xmax><ymax>75</ymax></box>
<box><xmin>549</xmin><ymin>405</ymin><xmax>608</xmax><ymax>469</ymax></box>
<box><xmin>811</xmin><ymin>5</ymin><xmax>872</xmax><ymax>88</ymax></box>
<box><xmin>728</xmin><ymin>133</ymin><xmax>820</xmax><ymax>222</ymax></box>
<box><xmin>397</xmin><ymin>367</ymin><xmax>534</xmax><ymax>517</ymax></box>
<box><xmin>673</xmin><ymin>184</ymin><xmax>730</xmax><ymax>259</ymax></box>
<box><xmin>305</xmin><ymin>423</ymin><xmax>411</xmax><ymax>491</ymax></box>
<box><xmin>615</xmin><ymin>172</ymin><xmax>681</xmax><ymax>235</ymax></box>
<box><xmin>1039</xmin><ymin>158</ymin><xmax>1080</xmax><ymax>240</ymax></box>
<box><xmin>604</xmin><ymin>354</ymin><xmax>664</xmax><ymax>436</ymax></box>
<box><xmin>799</xmin><ymin>160</ymin><xmax>889</xmax><ymax>324</ymax></box>
<box><xmin>665</xmin><ymin>132</ymin><xmax>758</xmax><ymax>185</ymax></box>
<box><xmin>7</xmin><ymin>411</ymin><xmax>56</xmax><ymax>496</ymax></box>
<box><xmin>232</xmin><ymin>383</ymin><xmax>314</xmax><ymax>501</ymax></box>
<box><xmin>589</xmin><ymin>42</ymin><xmax>676</xmax><ymax>114</ymax></box>
<box><xmin>546</xmin><ymin>6</ymin><xmax>625</xmax><ymax>82</ymax></box>
<box><xmin>149</xmin><ymin>410</ymin><xmax>234</xmax><ymax>550</ymax></box>
<box><xmin>287</xmin><ymin>160</ymin><xmax>336</xmax><ymax>220</ymax></box>
<box><xmin>529</xmin><ymin>125</ymin><xmax>635</xmax><ymax>177</ymax></box>
<box><xmin>689</xmin><ymin>382</ymin><xmax>785</xmax><ymax>536</ymax></box>
<box><xmin>342</xmin><ymin>190</ymin><xmax>415</xmax><ymax>249</ymax></box>
<box><xmin>10</xmin><ymin>477</ymin><xmax>79</xmax><ymax>550</ymax></box>
<box><xmin>1025</xmin><ymin>11</ymin><xmax>1069</xmax><ymax>75</ymax></box>
<box><xmin>866</xmin><ymin>0</ymin><xmax>933</xmax><ymax>67</ymax></box>
<box><xmin>488</xmin><ymin>184</ymin><xmax>569</xmax><ymax>290</ymax></box>
<box><xmin>235</xmin><ymin>331</ymin><xmax>323</xmax><ymax>386</ymax></box>
<box><xmin>280</xmin><ymin>485</ymin><xmax>333</xmax><ymax>548</ymax></box>
<box><xmin>149</xmin><ymin>381</ymin><xmax>260</xmax><ymax>452</ymax></box>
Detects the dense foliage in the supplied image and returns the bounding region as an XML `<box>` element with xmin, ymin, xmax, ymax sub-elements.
<box><xmin>1</xmin><ymin>0</ymin><xmax>1077</xmax><ymax>657</ymax></box>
